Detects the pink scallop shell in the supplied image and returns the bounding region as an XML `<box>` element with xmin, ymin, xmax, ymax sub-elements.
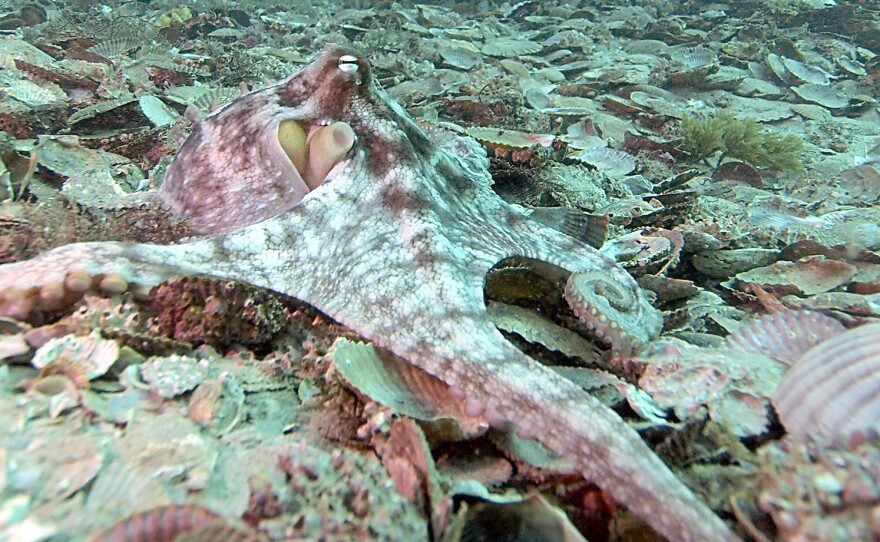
<box><xmin>772</xmin><ymin>322</ymin><xmax>880</xmax><ymax>440</ymax></box>
<box><xmin>724</xmin><ymin>310</ymin><xmax>845</xmax><ymax>366</ymax></box>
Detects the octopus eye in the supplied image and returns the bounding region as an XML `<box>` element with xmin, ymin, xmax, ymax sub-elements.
<box><xmin>338</xmin><ymin>54</ymin><xmax>359</xmax><ymax>73</ymax></box>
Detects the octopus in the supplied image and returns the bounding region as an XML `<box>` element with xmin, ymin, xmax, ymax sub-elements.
<box><xmin>0</xmin><ymin>46</ymin><xmax>739</xmax><ymax>542</ymax></box>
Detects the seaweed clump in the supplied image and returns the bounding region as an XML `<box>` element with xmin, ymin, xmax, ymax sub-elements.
<box><xmin>680</xmin><ymin>111</ymin><xmax>804</xmax><ymax>173</ymax></box>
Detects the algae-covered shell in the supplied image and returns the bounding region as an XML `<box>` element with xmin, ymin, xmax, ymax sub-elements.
<box><xmin>772</xmin><ymin>323</ymin><xmax>880</xmax><ymax>440</ymax></box>
<box><xmin>482</xmin><ymin>38</ymin><xmax>541</xmax><ymax>57</ymax></box>
<box><xmin>438</xmin><ymin>43</ymin><xmax>482</xmax><ymax>70</ymax></box>
<box><xmin>781</xmin><ymin>57</ymin><xmax>833</xmax><ymax>86</ymax></box>
<box><xmin>766</xmin><ymin>53</ymin><xmax>788</xmax><ymax>82</ymax></box>
<box><xmin>791</xmin><ymin>84</ymin><xmax>849</xmax><ymax>109</ymax></box>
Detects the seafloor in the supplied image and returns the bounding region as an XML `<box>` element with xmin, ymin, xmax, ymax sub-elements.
<box><xmin>0</xmin><ymin>0</ymin><xmax>879</xmax><ymax>541</ymax></box>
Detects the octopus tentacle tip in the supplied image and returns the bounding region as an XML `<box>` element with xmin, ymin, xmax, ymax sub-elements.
<box><xmin>0</xmin><ymin>289</ymin><xmax>35</xmax><ymax>319</ymax></box>
<box><xmin>65</xmin><ymin>270</ymin><xmax>93</xmax><ymax>292</ymax></box>
<box><xmin>99</xmin><ymin>274</ymin><xmax>129</xmax><ymax>294</ymax></box>
<box><xmin>37</xmin><ymin>281</ymin><xmax>65</xmax><ymax>305</ymax></box>
<box><xmin>464</xmin><ymin>397</ymin><xmax>484</xmax><ymax>417</ymax></box>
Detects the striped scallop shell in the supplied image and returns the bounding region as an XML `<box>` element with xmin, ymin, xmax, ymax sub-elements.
<box><xmin>724</xmin><ymin>310</ymin><xmax>845</xmax><ymax>366</ymax></box>
<box><xmin>772</xmin><ymin>323</ymin><xmax>880</xmax><ymax>441</ymax></box>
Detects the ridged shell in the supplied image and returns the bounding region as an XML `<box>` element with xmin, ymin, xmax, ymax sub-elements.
<box><xmin>331</xmin><ymin>339</ymin><xmax>488</xmax><ymax>437</ymax></box>
<box><xmin>571</xmin><ymin>147</ymin><xmax>636</xmax><ymax>177</ymax></box>
<box><xmin>0</xmin><ymin>72</ymin><xmax>66</xmax><ymax>106</ymax></box>
<box><xmin>31</xmin><ymin>331</ymin><xmax>119</xmax><ymax>380</ymax></box>
<box><xmin>671</xmin><ymin>46</ymin><xmax>717</xmax><ymax>69</ymax></box>
<box><xmin>772</xmin><ymin>323</ymin><xmax>880</xmax><ymax>440</ymax></box>
<box><xmin>88</xmin><ymin>37</ymin><xmax>140</xmax><ymax>59</ymax></box>
<box><xmin>89</xmin><ymin>505</ymin><xmax>224</xmax><ymax>542</ymax></box>
<box><xmin>724</xmin><ymin>310</ymin><xmax>845</xmax><ymax>366</ymax></box>
<box><xmin>766</xmin><ymin>53</ymin><xmax>788</xmax><ymax>82</ymax></box>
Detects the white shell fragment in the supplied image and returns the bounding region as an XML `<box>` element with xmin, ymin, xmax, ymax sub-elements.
<box><xmin>671</xmin><ymin>46</ymin><xmax>717</xmax><ymax>69</ymax></box>
<box><xmin>31</xmin><ymin>331</ymin><xmax>120</xmax><ymax>380</ymax></box>
<box><xmin>572</xmin><ymin>148</ymin><xmax>636</xmax><ymax>177</ymax></box>
<box><xmin>772</xmin><ymin>323</ymin><xmax>880</xmax><ymax>441</ymax></box>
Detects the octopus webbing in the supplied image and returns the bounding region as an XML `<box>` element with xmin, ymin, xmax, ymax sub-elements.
<box><xmin>0</xmin><ymin>46</ymin><xmax>739</xmax><ymax>541</ymax></box>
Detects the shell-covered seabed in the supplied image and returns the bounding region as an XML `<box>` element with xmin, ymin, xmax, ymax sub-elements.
<box><xmin>0</xmin><ymin>0</ymin><xmax>879</xmax><ymax>541</ymax></box>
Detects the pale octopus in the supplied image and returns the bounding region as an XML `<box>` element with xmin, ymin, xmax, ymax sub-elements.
<box><xmin>0</xmin><ymin>46</ymin><xmax>739</xmax><ymax>542</ymax></box>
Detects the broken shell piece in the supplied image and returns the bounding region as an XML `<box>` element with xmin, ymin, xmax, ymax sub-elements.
<box><xmin>835</xmin><ymin>56</ymin><xmax>866</xmax><ymax>76</ymax></box>
<box><xmin>772</xmin><ymin>323</ymin><xmax>880</xmax><ymax>441</ymax></box>
<box><xmin>138</xmin><ymin>94</ymin><xmax>179</xmax><ymax>128</ymax></box>
<box><xmin>31</xmin><ymin>331</ymin><xmax>120</xmax><ymax>380</ymax></box>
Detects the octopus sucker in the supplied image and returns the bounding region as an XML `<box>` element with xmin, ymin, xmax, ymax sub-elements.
<box><xmin>0</xmin><ymin>45</ymin><xmax>739</xmax><ymax>542</ymax></box>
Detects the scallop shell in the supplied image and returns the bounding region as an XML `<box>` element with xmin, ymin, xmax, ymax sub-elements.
<box><xmin>791</xmin><ymin>84</ymin><xmax>849</xmax><ymax>109</ymax></box>
<box><xmin>671</xmin><ymin>46</ymin><xmax>717</xmax><ymax>69</ymax></box>
<box><xmin>766</xmin><ymin>53</ymin><xmax>788</xmax><ymax>82</ymax></box>
<box><xmin>0</xmin><ymin>72</ymin><xmax>66</xmax><ymax>106</ymax></box>
<box><xmin>836</xmin><ymin>56</ymin><xmax>866</xmax><ymax>76</ymax></box>
<box><xmin>87</xmin><ymin>37</ymin><xmax>140</xmax><ymax>59</ymax></box>
<box><xmin>31</xmin><ymin>331</ymin><xmax>120</xmax><ymax>380</ymax></box>
<box><xmin>571</xmin><ymin>147</ymin><xmax>636</xmax><ymax>177</ymax></box>
<box><xmin>724</xmin><ymin>310</ymin><xmax>845</xmax><ymax>366</ymax></box>
<box><xmin>772</xmin><ymin>323</ymin><xmax>880</xmax><ymax>440</ymax></box>
<box><xmin>482</xmin><ymin>38</ymin><xmax>541</xmax><ymax>57</ymax></box>
<box><xmin>331</xmin><ymin>339</ymin><xmax>488</xmax><ymax>438</ymax></box>
<box><xmin>781</xmin><ymin>57</ymin><xmax>832</xmax><ymax>86</ymax></box>
<box><xmin>438</xmin><ymin>43</ymin><xmax>482</xmax><ymax>70</ymax></box>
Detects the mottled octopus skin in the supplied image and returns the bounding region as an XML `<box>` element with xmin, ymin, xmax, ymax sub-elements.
<box><xmin>0</xmin><ymin>46</ymin><xmax>738</xmax><ymax>542</ymax></box>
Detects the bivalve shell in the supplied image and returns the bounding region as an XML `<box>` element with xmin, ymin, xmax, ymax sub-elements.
<box><xmin>571</xmin><ymin>147</ymin><xmax>636</xmax><ymax>177</ymax></box>
<box><xmin>791</xmin><ymin>84</ymin><xmax>849</xmax><ymax>109</ymax></box>
<box><xmin>781</xmin><ymin>57</ymin><xmax>833</xmax><ymax>86</ymax></box>
<box><xmin>482</xmin><ymin>38</ymin><xmax>541</xmax><ymax>57</ymax></box>
<box><xmin>724</xmin><ymin>310</ymin><xmax>845</xmax><ymax>366</ymax></box>
<box><xmin>671</xmin><ymin>46</ymin><xmax>717</xmax><ymax>69</ymax></box>
<box><xmin>772</xmin><ymin>323</ymin><xmax>880</xmax><ymax>440</ymax></box>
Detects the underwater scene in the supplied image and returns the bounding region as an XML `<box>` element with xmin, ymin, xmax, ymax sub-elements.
<box><xmin>0</xmin><ymin>0</ymin><xmax>878</xmax><ymax>540</ymax></box>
